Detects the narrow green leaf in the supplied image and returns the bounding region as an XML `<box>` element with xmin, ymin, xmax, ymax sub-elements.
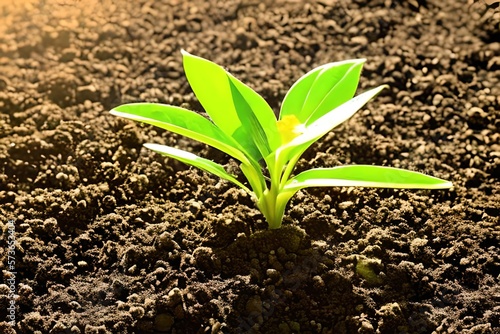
<box><xmin>228</xmin><ymin>80</ymin><xmax>271</xmax><ymax>159</ymax></box>
<box><xmin>110</xmin><ymin>103</ymin><xmax>250</xmax><ymax>164</ymax></box>
<box><xmin>280</xmin><ymin>59</ymin><xmax>365</xmax><ymax>125</ymax></box>
<box><xmin>240</xmin><ymin>161</ymin><xmax>266</xmax><ymax>199</ymax></box>
<box><xmin>144</xmin><ymin>143</ymin><xmax>251</xmax><ymax>193</ymax></box>
<box><xmin>285</xmin><ymin>165</ymin><xmax>453</xmax><ymax>192</ymax></box>
<box><xmin>181</xmin><ymin>50</ymin><xmax>279</xmax><ymax>160</ymax></box>
<box><xmin>228</xmin><ymin>76</ymin><xmax>280</xmax><ymax>152</ymax></box>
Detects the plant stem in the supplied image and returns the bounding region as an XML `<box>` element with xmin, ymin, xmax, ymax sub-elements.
<box><xmin>259</xmin><ymin>173</ymin><xmax>296</xmax><ymax>229</ymax></box>
<box><xmin>258</xmin><ymin>155</ymin><xmax>296</xmax><ymax>229</ymax></box>
<box><xmin>259</xmin><ymin>186</ymin><xmax>282</xmax><ymax>229</ymax></box>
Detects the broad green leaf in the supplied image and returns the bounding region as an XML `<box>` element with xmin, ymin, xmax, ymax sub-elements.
<box><xmin>280</xmin><ymin>59</ymin><xmax>365</xmax><ymax>125</ymax></box>
<box><xmin>110</xmin><ymin>103</ymin><xmax>250</xmax><ymax>165</ymax></box>
<box><xmin>181</xmin><ymin>50</ymin><xmax>279</xmax><ymax>160</ymax></box>
<box><xmin>273</xmin><ymin>85</ymin><xmax>387</xmax><ymax>169</ymax></box>
<box><xmin>144</xmin><ymin>143</ymin><xmax>251</xmax><ymax>193</ymax></box>
<box><xmin>284</xmin><ymin>165</ymin><xmax>453</xmax><ymax>192</ymax></box>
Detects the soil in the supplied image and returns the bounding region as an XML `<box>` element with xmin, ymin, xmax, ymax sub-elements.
<box><xmin>0</xmin><ymin>0</ymin><xmax>499</xmax><ymax>333</ymax></box>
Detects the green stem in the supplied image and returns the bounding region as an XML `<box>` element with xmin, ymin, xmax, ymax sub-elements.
<box><xmin>258</xmin><ymin>167</ymin><xmax>296</xmax><ymax>229</ymax></box>
<box><xmin>259</xmin><ymin>186</ymin><xmax>282</xmax><ymax>229</ymax></box>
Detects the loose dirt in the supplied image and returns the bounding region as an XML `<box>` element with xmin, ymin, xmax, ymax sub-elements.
<box><xmin>0</xmin><ymin>0</ymin><xmax>498</xmax><ymax>333</ymax></box>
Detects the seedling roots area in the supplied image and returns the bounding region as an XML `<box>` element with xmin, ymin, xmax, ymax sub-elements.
<box><xmin>0</xmin><ymin>0</ymin><xmax>498</xmax><ymax>333</ymax></box>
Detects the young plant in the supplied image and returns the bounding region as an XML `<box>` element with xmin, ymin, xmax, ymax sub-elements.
<box><xmin>110</xmin><ymin>50</ymin><xmax>452</xmax><ymax>229</ymax></box>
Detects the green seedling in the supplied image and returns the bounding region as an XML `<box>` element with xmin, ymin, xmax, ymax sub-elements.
<box><xmin>110</xmin><ymin>50</ymin><xmax>452</xmax><ymax>229</ymax></box>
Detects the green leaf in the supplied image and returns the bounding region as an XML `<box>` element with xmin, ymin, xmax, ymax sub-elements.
<box><xmin>239</xmin><ymin>160</ymin><xmax>266</xmax><ymax>199</ymax></box>
<box><xmin>228</xmin><ymin>79</ymin><xmax>271</xmax><ymax>159</ymax></box>
<box><xmin>280</xmin><ymin>59</ymin><xmax>365</xmax><ymax>125</ymax></box>
<box><xmin>144</xmin><ymin>143</ymin><xmax>251</xmax><ymax>193</ymax></box>
<box><xmin>181</xmin><ymin>50</ymin><xmax>280</xmax><ymax>160</ymax></box>
<box><xmin>110</xmin><ymin>103</ymin><xmax>250</xmax><ymax>165</ymax></box>
<box><xmin>284</xmin><ymin>165</ymin><xmax>453</xmax><ymax>192</ymax></box>
<box><xmin>274</xmin><ymin>85</ymin><xmax>387</xmax><ymax>169</ymax></box>
<box><xmin>227</xmin><ymin>75</ymin><xmax>280</xmax><ymax>153</ymax></box>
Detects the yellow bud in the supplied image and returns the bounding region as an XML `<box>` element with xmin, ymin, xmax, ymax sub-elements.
<box><xmin>277</xmin><ymin>115</ymin><xmax>305</xmax><ymax>145</ymax></box>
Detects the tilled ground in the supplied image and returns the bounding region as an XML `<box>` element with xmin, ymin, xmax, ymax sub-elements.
<box><xmin>0</xmin><ymin>0</ymin><xmax>499</xmax><ymax>333</ymax></box>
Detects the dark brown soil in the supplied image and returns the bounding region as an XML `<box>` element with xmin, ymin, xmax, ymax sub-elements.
<box><xmin>0</xmin><ymin>0</ymin><xmax>499</xmax><ymax>333</ymax></box>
